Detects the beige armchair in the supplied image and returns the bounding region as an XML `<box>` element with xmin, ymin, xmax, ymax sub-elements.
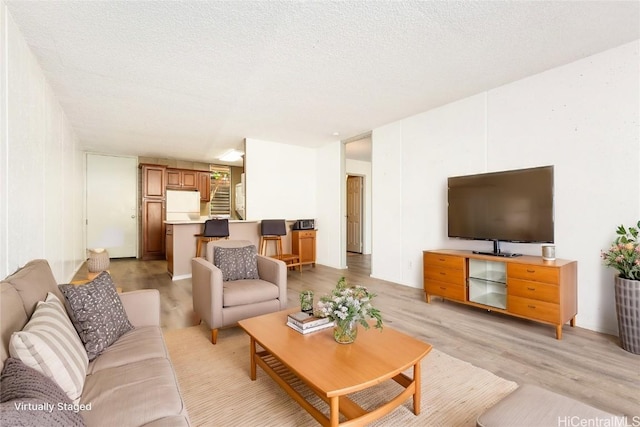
<box><xmin>191</xmin><ymin>240</ymin><xmax>287</xmax><ymax>344</ymax></box>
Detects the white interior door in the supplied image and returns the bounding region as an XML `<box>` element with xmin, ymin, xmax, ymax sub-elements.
<box><xmin>86</xmin><ymin>154</ymin><xmax>138</xmax><ymax>258</ymax></box>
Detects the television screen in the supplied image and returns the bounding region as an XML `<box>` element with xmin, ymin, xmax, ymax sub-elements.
<box><xmin>448</xmin><ymin>166</ymin><xmax>554</xmax><ymax>244</ymax></box>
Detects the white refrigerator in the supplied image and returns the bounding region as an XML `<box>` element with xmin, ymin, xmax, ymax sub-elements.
<box><xmin>166</xmin><ymin>190</ymin><xmax>201</xmax><ymax>221</ymax></box>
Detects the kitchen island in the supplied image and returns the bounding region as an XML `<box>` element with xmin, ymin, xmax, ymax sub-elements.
<box><xmin>165</xmin><ymin>219</ymin><xmax>263</xmax><ymax>280</ymax></box>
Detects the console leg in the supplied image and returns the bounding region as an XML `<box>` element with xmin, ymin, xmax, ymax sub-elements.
<box><xmin>425</xmin><ymin>293</ymin><xmax>431</xmax><ymax>304</ymax></box>
<box><xmin>555</xmin><ymin>325</ymin><xmax>562</xmax><ymax>340</ymax></box>
<box><xmin>413</xmin><ymin>361</ymin><xmax>421</xmax><ymax>415</ymax></box>
<box><xmin>570</xmin><ymin>316</ymin><xmax>576</xmax><ymax>327</ymax></box>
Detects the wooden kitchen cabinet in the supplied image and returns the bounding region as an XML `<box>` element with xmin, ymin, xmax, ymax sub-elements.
<box><xmin>140</xmin><ymin>164</ymin><xmax>166</xmax><ymax>260</ymax></box>
<box><xmin>292</xmin><ymin>230</ymin><xmax>316</xmax><ymax>268</ymax></box>
<box><xmin>197</xmin><ymin>172</ymin><xmax>211</xmax><ymax>202</ymax></box>
<box><xmin>141</xmin><ymin>164</ymin><xmax>166</xmax><ymax>198</ymax></box>
<box><xmin>166</xmin><ymin>224</ymin><xmax>173</xmax><ymax>275</ymax></box>
<box><xmin>166</xmin><ymin>168</ymin><xmax>197</xmax><ymax>190</ymax></box>
<box><xmin>142</xmin><ymin>199</ymin><xmax>165</xmax><ymax>260</ymax></box>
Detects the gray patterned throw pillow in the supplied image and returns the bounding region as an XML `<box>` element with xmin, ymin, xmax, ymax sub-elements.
<box><xmin>59</xmin><ymin>272</ymin><xmax>133</xmax><ymax>361</ymax></box>
<box><xmin>214</xmin><ymin>245</ymin><xmax>260</xmax><ymax>281</ymax></box>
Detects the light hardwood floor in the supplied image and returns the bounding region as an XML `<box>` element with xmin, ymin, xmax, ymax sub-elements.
<box><xmin>73</xmin><ymin>255</ymin><xmax>639</xmax><ymax>418</ymax></box>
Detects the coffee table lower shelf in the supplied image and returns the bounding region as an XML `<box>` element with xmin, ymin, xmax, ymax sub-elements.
<box><xmin>251</xmin><ymin>345</ymin><xmax>421</xmax><ymax>427</ymax></box>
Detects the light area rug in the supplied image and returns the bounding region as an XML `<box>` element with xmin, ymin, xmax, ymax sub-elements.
<box><xmin>164</xmin><ymin>324</ymin><xmax>518</xmax><ymax>427</ymax></box>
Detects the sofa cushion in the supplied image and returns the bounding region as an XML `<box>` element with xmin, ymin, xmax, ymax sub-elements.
<box><xmin>2</xmin><ymin>259</ymin><xmax>65</xmax><ymax>319</ymax></box>
<box><xmin>141</xmin><ymin>415</ymin><xmax>191</xmax><ymax>426</ymax></box>
<box><xmin>0</xmin><ymin>283</ymin><xmax>28</xmax><ymax>371</ymax></box>
<box><xmin>0</xmin><ymin>357</ymin><xmax>86</xmax><ymax>426</ymax></box>
<box><xmin>9</xmin><ymin>293</ymin><xmax>88</xmax><ymax>403</ymax></box>
<box><xmin>59</xmin><ymin>271</ymin><xmax>134</xmax><ymax>361</ymax></box>
<box><xmin>214</xmin><ymin>245</ymin><xmax>259</xmax><ymax>281</ymax></box>
<box><xmin>476</xmin><ymin>384</ymin><xmax>624</xmax><ymax>427</ymax></box>
<box><xmin>87</xmin><ymin>326</ymin><xmax>168</xmax><ymax>375</ymax></box>
<box><xmin>81</xmin><ymin>358</ymin><xmax>186</xmax><ymax>427</ymax></box>
<box><xmin>223</xmin><ymin>279</ymin><xmax>280</xmax><ymax>307</ymax></box>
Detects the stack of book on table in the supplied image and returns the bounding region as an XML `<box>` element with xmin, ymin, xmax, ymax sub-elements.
<box><xmin>287</xmin><ymin>311</ymin><xmax>334</xmax><ymax>334</ymax></box>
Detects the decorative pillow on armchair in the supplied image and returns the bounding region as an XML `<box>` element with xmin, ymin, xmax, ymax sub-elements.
<box><xmin>214</xmin><ymin>245</ymin><xmax>260</xmax><ymax>281</ymax></box>
<box><xmin>58</xmin><ymin>271</ymin><xmax>133</xmax><ymax>361</ymax></box>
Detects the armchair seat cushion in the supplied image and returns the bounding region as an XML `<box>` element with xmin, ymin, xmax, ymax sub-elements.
<box><xmin>223</xmin><ymin>279</ymin><xmax>280</xmax><ymax>307</ymax></box>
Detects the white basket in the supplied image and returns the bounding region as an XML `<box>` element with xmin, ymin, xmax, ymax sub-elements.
<box><xmin>87</xmin><ymin>248</ymin><xmax>110</xmax><ymax>272</ymax></box>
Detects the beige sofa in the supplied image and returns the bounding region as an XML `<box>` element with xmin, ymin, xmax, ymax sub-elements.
<box><xmin>191</xmin><ymin>239</ymin><xmax>287</xmax><ymax>344</ymax></box>
<box><xmin>0</xmin><ymin>259</ymin><xmax>190</xmax><ymax>426</ymax></box>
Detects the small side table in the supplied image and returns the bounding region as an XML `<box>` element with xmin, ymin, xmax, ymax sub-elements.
<box><xmin>70</xmin><ymin>278</ymin><xmax>122</xmax><ymax>293</ymax></box>
<box><xmin>87</xmin><ymin>270</ymin><xmax>109</xmax><ymax>281</ymax></box>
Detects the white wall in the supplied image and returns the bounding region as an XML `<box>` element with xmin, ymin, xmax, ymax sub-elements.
<box><xmin>346</xmin><ymin>159</ymin><xmax>372</xmax><ymax>254</ymax></box>
<box><xmin>0</xmin><ymin>4</ymin><xmax>85</xmax><ymax>281</ymax></box>
<box><xmin>244</xmin><ymin>138</ymin><xmax>317</xmax><ymax>220</ymax></box>
<box><xmin>244</xmin><ymin>137</ymin><xmax>343</xmax><ymax>268</ymax></box>
<box><xmin>371</xmin><ymin>122</ymin><xmax>403</xmax><ymax>281</ymax></box>
<box><xmin>316</xmin><ymin>141</ymin><xmax>344</xmax><ymax>269</ymax></box>
<box><xmin>0</xmin><ymin>4</ymin><xmax>7</xmax><ymax>279</ymax></box>
<box><xmin>371</xmin><ymin>40</ymin><xmax>640</xmax><ymax>335</ymax></box>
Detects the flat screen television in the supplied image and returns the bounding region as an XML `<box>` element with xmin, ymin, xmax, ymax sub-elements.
<box><xmin>447</xmin><ymin>165</ymin><xmax>554</xmax><ymax>257</ymax></box>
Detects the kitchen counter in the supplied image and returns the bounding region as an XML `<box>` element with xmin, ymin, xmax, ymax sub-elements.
<box><xmin>164</xmin><ymin>219</ymin><xmax>257</xmax><ymax>225</ymax></box>
<box><xmin>165</xmin><ymin>220</ymin><xmax>272</xmax><ymax>280</ymax></box>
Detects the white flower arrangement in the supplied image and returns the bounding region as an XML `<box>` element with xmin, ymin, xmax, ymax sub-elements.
<box><xmin>317</xmin><ymin>277</ymin><xmax>383</xmax><ymax>330</ymax></box>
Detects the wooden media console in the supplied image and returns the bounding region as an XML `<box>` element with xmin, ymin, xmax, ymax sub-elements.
<box><xmin>423</xmin><ymin>250</ymin><xmax>577</xmax><ymax>339</ymax></box>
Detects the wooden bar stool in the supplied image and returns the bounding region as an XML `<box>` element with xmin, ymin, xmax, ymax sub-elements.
<box><xmin>260</xmin><ymin>219</ymin><xmax>301</xmax><ymax>272</ymax></box>
<box><xmin>195</xmin><ymin>219</ymin><xmax>229</xmax><ymax>257</ymax></box>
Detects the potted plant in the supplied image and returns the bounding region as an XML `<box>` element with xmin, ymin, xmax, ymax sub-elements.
<box><xmin>317</xmin><ymin>277</ymin><xmax>383</xmax><ymax>344</ymax></box>
<box><xmin>601</xmin><ymin>220</ymin><xmax>640</xmax><ymax>354</ymax></box>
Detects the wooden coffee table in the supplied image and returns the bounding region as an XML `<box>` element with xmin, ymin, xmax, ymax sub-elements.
<box><xmin>238</xmin><ymin>310</ymin><xmax>432</xmax><ymax>427</ymax></box>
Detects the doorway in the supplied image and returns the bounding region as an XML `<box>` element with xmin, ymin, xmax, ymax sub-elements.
<box><xmin>346</xmin><ymin>175</ymin><xmax>363</xmax><ymax>253</ymax></box>
<box><xmin>344</xmin><ymin>134</ymin><xmax>372</xmax><ymax>268</ymax></box>
<box><xmin>86</xmin><ymin>154</ymin><xmax>138</xmax><ymax>258</ymax></box>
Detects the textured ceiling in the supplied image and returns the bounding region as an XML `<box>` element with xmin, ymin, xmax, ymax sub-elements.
<box><xmin>5</xmin><ymin>1</ymin><xmax>639</xmax><ymax>165</ymax></box>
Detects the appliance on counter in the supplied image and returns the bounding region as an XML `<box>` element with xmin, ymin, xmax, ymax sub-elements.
<box><xmin>292</xmin><ymin>219</ymin><xmax>315</xmax><ymax>230</ymax></box>
<box><xmin>166</xmin><ymin>190</ymin><xmax>201</xmax><ymax>221</ymax></box>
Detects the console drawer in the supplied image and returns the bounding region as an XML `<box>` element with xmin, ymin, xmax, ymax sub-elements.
<box><xmin>425</xmin><ymin>267</ymin><xmax>465</xmax><ymax>286</ymax></box>
<box><xmin>508</xmin><ymin>278</ymin><xmax>559</xmax><ymax>304</ymax></box>
<box><xmin>508</xmin><ymin>264</ymin><xmax>559</xmax><ymax>284</ymax></box>
<box><xmin>424</xmin><ymin>253</ymin><xmax>465</xmax><ymax>270</ymax></box>
<box><xmin>508</xmin><ymin>295</ymin><xmax>559</xmax><ymax>323</ymax></box>
<box><xmin>425</xmin><ymin>281</ymin><xmax>465</xmax><ymax>302</ymax></box>
<box><xmin>295</xmin><ymin>230</ymin><xmax>316</xmax><ymax>238</ymax></box>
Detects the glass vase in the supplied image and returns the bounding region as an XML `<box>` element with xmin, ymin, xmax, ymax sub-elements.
<box><xmin>300</xmin><ymin>290</ymin><xmax>314</xmax><ymax>314</ymax></box>
<box><xmin>334</xmin><ymin>319</ymin><xmax>358</xmax><ymax>344</ymax></box>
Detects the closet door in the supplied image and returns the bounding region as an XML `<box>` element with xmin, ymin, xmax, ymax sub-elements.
<box><xmin>86</xmin><ymin>154</ymin><xmax>138</xmax><ymax>258</ymax></box>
